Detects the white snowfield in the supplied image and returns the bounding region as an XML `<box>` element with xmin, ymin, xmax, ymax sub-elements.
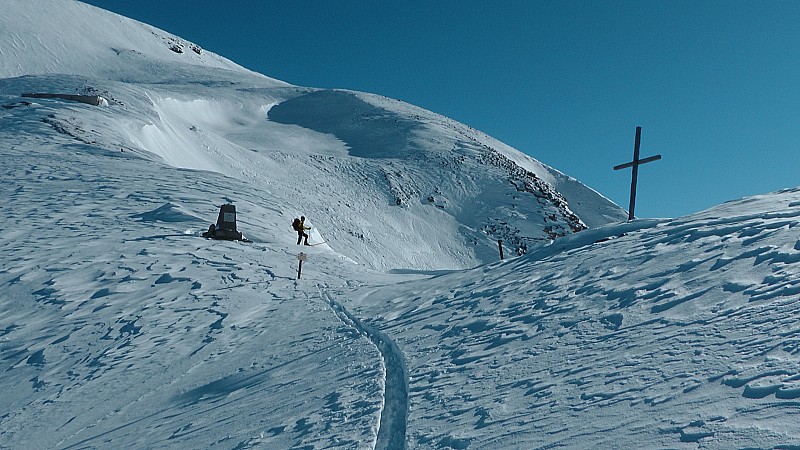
<box><xmin>1</xmin><ymin>1</ymin><xmax>799</xmax><ymax>449</ymax></box>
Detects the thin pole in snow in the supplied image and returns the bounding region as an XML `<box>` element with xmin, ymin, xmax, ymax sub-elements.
<box><xmin>297</xmin><ymin>252</ymin><xmax>307</xmax><ymax>279</ymax></box>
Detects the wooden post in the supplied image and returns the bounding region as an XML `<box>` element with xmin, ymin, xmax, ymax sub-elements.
<box><xmin>297</xmin><ymin>252</ymin><xmax>307</xmax><ymax>279</ymax></box>
<box><xmin>498</xmin><ymin>239</ymin><xmax>504</xmax><ymax>260</ymax></box>
<box><xmin>613</xmin><ymin>126</ymin><xmax>661</xmax><ymax>221</ymax></box>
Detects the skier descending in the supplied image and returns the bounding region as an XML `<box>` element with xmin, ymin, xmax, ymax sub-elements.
<box><xmin>292</xmin><ymin>216</ymin><xmax>311</xmax><ymax>245</ymax></box>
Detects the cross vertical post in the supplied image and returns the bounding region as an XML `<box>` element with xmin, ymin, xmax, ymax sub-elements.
<box><xmin>613</xmin><ymin>126</ymin><xmax>661</xmax><ymax>221</ymax></box>
<box><xmin>628</xmin><ymin>126</ymin><xmax>642</xmax><ymax>221</ymax></box>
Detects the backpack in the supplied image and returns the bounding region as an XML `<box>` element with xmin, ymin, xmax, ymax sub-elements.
<box><xmin>292</xmin><ymin>218</ymin><xmax>301</xmax><ymax>231</ymax></box>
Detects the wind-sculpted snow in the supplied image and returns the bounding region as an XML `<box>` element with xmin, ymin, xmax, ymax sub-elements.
<box><xmin>0</xmin><ymin>138</ymin><xmax>387</xmax><ymax>449</ymax></box>
<box><xmin>268</xmin><ymin>90</ymin><xmax>424</xmax><ymax>160</ymax></box>
<box><xmin>2</xmin><ymin>1</ymin><xmax>800</xmax><ymax>448</ymax></box>
<box><xmin>340</xmin><ymin>191</ymin><xmax>800</xmax><ymax>448</ymax></box>
<box><xmin>6</xmin><ymin>126</ymin><xmax>800</xmax><ymax>448</ymax></box>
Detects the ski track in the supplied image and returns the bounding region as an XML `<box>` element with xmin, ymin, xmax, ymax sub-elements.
<box><xmin>320</xmin><ymin>287</ymin><xmax>409</xmax><ymax>450</ymax></box>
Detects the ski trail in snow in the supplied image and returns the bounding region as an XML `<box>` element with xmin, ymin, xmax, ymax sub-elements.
<box><xmin>320</xmin><ymin>288</ymin><xmax>408</xmax><ymax>450</ymax></box>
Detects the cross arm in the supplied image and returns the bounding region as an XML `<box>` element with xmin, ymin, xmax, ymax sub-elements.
<box><xmin>613</xmin><ymin>154</ymin><xmax>662</xmax><ymax>171</ymax></box>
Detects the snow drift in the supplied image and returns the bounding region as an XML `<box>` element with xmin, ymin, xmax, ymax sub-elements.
<box><xmin>2</xmin><ymin>1</ymin><xmax>799</xmax><ymax>449</ymax></box>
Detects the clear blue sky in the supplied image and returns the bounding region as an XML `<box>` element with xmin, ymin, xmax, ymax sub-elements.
<box><xmin>82</xmin><ymin>0</ymin><xmax>800</xmax><ymax>219</ymax></box>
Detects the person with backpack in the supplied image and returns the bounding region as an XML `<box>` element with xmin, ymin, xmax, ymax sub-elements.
<box><xmin>292</xmin><ymin>216</ymin><xmax>311</xmax><ymax>245</ymax></box>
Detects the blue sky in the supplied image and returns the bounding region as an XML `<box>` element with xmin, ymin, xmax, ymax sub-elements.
<box><xmin>81</xmin><ymin>0</ymin><xmax>800</xmax><ymax>219</ymax></box>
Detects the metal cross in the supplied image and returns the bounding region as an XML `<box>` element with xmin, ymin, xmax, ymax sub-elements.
<box><xmin>613</xmin><ymin>126</ymin><xmax>661</xmax><ymax>221</ymax></box>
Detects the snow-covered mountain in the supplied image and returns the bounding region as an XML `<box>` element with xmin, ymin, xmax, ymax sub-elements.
<box><xmin>0</xmin><ymin>0</ymin><xmax>626</xmax><ymax>272</ymax></box>
<box><xmin>2</xmin><ymin>1</ymin><xmax>799</xmax><ymax>449</ymax></box>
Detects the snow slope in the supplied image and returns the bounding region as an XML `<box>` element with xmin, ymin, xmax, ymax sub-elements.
<box><xmin>2</xmin><ymin>1</ymin><xmax>799</xmax><ymax>449</ymax></box>
<box><xmin>0</xmin><ymin>0</ymin><xmax>627</xmax><ymax>271</ymax></box>
<box><xmin>0</xmin><ymin>0</ymin><xmax>268</xmax><ymax>81</ymax></box>
<box><xmin>342</xmin><ymin>195</ymin><xmax>800</xmax><ymax>448</ymax></box>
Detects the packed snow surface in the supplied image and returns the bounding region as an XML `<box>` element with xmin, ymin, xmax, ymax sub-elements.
<box><xmin>2</xmin><ymin>1</ymin><xmax>800</xmax><ymax>449</ymax></box>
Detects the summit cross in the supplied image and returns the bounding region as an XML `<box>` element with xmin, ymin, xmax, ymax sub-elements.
<box><xmin>613</xmin><ymin>126</ymin><xmax>661</xmax><ymax>221</ymax></box>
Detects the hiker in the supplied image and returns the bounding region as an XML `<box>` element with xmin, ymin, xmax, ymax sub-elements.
<box><xmin>292</xmin><ymin>216</ymin><xmax>311</xmax><ymax>245</ymax></box>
